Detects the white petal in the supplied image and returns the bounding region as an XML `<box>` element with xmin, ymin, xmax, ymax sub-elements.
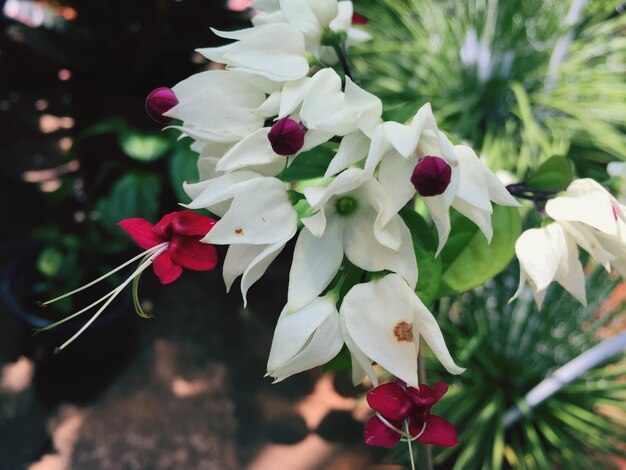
<box><xmin>203</xmin><ymin>177</ymin><xmax>297</xmax><ymax>245</ymax></box>
<box><xmin>340</xmin><ymin>275</ymin><xmax>419</xmax><ymax>386</ymax></box>
<box><xmin>198</xmin><ymin>24</ymin><xmax>309</xmax><ymax>82</ymax></box>
<box><xmin>377</xmin><ymin>151</ymin><xmax>416</xmax><ymax>222</ymax></box>
<box><xmin>255</xmin><ymin>91</ymin><xmax>282</xmax><ymax>117</ymax></box>
<box><xmin>304</xmin><ymin>168</ymin><xmax>367</xmax><ymax>211</ymax></box>
<box><xmin>329</xmin><ymin>0</ymin><xmax>352</xmax><ymax>32</ymax></box>
<box><xmin>343</xmin><ymin>210</ymin><xmax>418</xmax><ymax>288</ymax></box>
<box><xmin>555</xmin><ymin>228</ymin><xmax>587</xmax><ymax>306</ymax></box>
<box><xmin>339</xmin><ymin>312</ymin><xmax>378</xmax><ymax>386</ymax></box>
<box><xmin>223</xmin><ymin>237</ymin><xmax>291</xmax><ymax>306</ymax></box>
<box><xmin>411</xmin><ymin>292</ymin><xmax>465</xmax><ymax>376</ymax></box>
<box><xmin>515</xmin><ymin>225</ymin><xmax>563</xmax><ymax>293</ymax></box>
<box><xmin>344</xmin><ymin>76</ymin><xmax>382</xmax><ymax>138</ymax></box>
<box><xmin>453</xmin><ymin>145</ymin><xmax>492</xmax><ymax>212</ymax></box>
<box><xmin>480</xmin><ymin>160</ymin><xmax>521</xmax><ymax>207</ymax></box>
<box><xmin>546</xmin><ymin>188</ymin><xmax>617</xmax><ymax>236</ymax></box>
<box><xmin>325</xmin><ymin>132</ymin><xmax>370</xmax><ymax>178</ymax></box>
<box><xmin>299</xmin><ymin>129</ymin><xmax>334</xmax><ymax>153</ymax></box>
<box><xmin>287</xmin><ymin>220</ymin><xmax>344</xmax><ymax>312</ymax></box>
<box><xmin>300</xmin><ymin>68</ymin><xmax>356</xmax><ymax>135</ymax></box>
<box><xmin>167</xmin><ymin>70</ymin><xmax>267</xmax><ymax>140</ymax></box>
<box><xmin>301</xmin><ymin>209</ymin><xmax>327</xmax><ymax>237</ymax></box>
<box><xmin>451</xmin><ymin>198</ymin><xmax>494</xmax><ymax>243</ymax></box>
<box><xmin>278</xmin><ymin>77</ymin><xmax>311</xmax><ymax>118</ymax></box>
<box><xmin>184</xmin><ymin>171</ymin><xmax>260</xmax><ymax>210</ymax></box>
<box><xmin>267</xmin><ymin>297</ymin><xmax>343</xmax><ymax>382</ymax></box>
<box><xmin>216</xmin><ymin>128</ymin><xmax>282</xmax><ymax>174</ymax></box>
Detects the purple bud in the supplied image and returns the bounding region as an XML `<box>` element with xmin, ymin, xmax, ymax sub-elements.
<box><xmin>410</xmin><ymin>156</ymin><xmax>452</xmax><ymax>197</ymax></box>
<box><xmin>145</xmin><ymin>87</ymin><xmax>179</xmax><ymax>124</ymax></box>
<box><xmin>268</xmin><ymin>118</ymin><xmax>306</xmax><ymax>156</ymax></box>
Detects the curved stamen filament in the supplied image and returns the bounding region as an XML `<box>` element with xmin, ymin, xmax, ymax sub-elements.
<box><xmin>34</xmin><ymin>289</ymin><xmax>118</xmax><ymax>334</ymax></box>
<box><xmin>39</xmin><ymin>243</ymin><xmax>168</xmax><ymax>307</ymax></box>
<box><xmin>375</xmin><ymin>412</ymin><xmax>406</xmax><ymax>436</ymax></box>
<box><xmin>375</xmin><ymin>411</ymin><xmax>429</xmax><ymax>442</ymax></box>
<box><xmin>54</xmin><ymin>244</ymin><xmax>168</xmax><ymax>352</ymax></box>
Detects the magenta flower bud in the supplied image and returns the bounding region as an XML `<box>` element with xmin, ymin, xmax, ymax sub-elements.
<box><xmin>410</xmin><ymin>156</ymin><xmax>452</xmax><ymax>197</ymax></box>
<box><xmin>145</xmin><ymin>87</ymin><xmax>179</xmax><ymax>124</ymax></box>
<box><xmin>268</xmin><ymin>118</ymin><xmax>306</xmax><ymax>156</ymax></box>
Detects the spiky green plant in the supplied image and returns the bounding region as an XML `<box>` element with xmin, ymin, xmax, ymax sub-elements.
<box><xmin>392</xmin><ymin>263</ymin><xmax>626</xmax><ymax>469</ymax></box>
<box><xmin>353</xmin><ymin>0</ymin><xmax>626</xmax><ymax>177</ymax></box>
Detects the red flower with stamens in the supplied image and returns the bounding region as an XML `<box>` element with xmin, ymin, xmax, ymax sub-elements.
<box><xmin>364</xmin><ymin>380</ymin><xmax>458</xmax><ymax>448</ymax></box>
<box><xmin>118</xmin><ymin>211</ymin><xmax>218</xmax><ymax>284</ymax></box>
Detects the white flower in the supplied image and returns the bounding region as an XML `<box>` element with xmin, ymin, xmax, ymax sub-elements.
<box><xmin>287</xmin><ymin>169</ymin><xmax>417</xmax><ymax>312</ymax></box>
<box><xmin>340</xmin><ymin>274</ymin><xmax>464</xmax><ymax>387</ymax></box>
<box><xmin>215</xmin><ymin>68</ymin><xmax>381</xmax><ymax>175</ymax></box>
<box><xmin>545</xmin><ymin>178</ymin><xmax>626</xmax><ymax>277</ymax></box>
<box><xmin>184</xmin><ymin>171</ymin><xmax>297</xmax><ymax>304</ymax></box>
<box><xmin>164</xmin><ymin>70</ymin><xmax>278</xmax><ymax>144</ymax></box>
<box><xmin>512</xmin><ymin>223</ymin><xmax>586</xmax><ymax>308</ymax></box>
<box><xmin>266</xmin><ymin>296</ymin><xmax>343</xmax><ymax>382</ymax></box>
<box><xmin>365</xmin><ymin>104</ymin><xmax>520</xmax><ymax>254</ymax></box>
<box><xmin>197</xmin><ymin>23</ymin><xmax>310</xmax><ymax>82</ymax></box>
<box><xmin>251</xmin><ymin>0</ymin><xmax>370</xmax><ymax>61</ymax></box>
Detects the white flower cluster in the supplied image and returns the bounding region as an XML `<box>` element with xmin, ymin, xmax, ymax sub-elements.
<box><xmin>163</xmin><ymin>0</ymin><xmax>519</xmax><ymax>387</ymax></box>
<box><xmin>514</xmin><ymin>179</ymin><xmax>626</xmax><ymax>308</ymax></box>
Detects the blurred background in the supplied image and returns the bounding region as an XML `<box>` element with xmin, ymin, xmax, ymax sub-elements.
<box><xmin>1</xmin><ymin>0</ymin><xmax>625</xmax><ymax>469</ymax></box>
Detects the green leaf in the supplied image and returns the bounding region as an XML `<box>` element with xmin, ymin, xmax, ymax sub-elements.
<box><xmin>321</xmin><ymin>345</ymin><xmax>352</xmax><ymax>373</ymax></box>
<box><xmin>278</xmin><ymin>143</ymin><xmax>336</xmax><ymax>182</ymax></box>
<box><xmin>36</xmin><ymin>246</ymin><xmax>64</xmax><ymax>278</ymax></box>
<box><xmin>118</xmin><ymin>129</ymin><xmax>172</xmax><ymax>162</ymax></box>
<box><xmin>96</xmin><ymin>172</ymin><xmax>161</xmax><ymax>234</ymax></box>
<box><xmin>526</xmin><ymin>155</ymin><xmax>573</xmax><ymax>191</ymax></box>
<box><xmin>400</xmin><ymin>208</ymin><xmax>441</xmax><ymax>305</ymax></box>
<box><xmin>437</xmin><ymin>205</ymin><xmax>521</xmax><ymax>298</ymax></box>
<box><xmin>400</xmin><ymin>207</ymin><xmax>437</xmax><ymax>252</ymax></box>
<box><xmin>169</xmin><ymin>146</ymin><xmax>199</xmax><ymax>203</ymax></box>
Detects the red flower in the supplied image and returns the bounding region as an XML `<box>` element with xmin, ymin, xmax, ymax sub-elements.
<box><xmin>118</xmin><ymin>211</ymin><xmax>218</xmax><ymax>284</ymax></box>
<box><xmin>364</xmin><ymin>380</ymin><xmax>458</xmax><ymax>448</ymax></box>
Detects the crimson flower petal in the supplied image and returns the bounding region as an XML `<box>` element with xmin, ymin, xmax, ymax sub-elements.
<box><xmin>406</xmin><ymin>381</ymin><xmax>448</xmax><ymax>408</ymax></box>
<box><xmin>153</xmin><ymin>211</ymin><xmax>216</xmax><ymax>239</ymax></box>
<box><xmin>364</xmin><ymin>416</ymin><xmax>402</xmax><ymax>448</ymax></box>
<box><xmin>367</xmin><ymin>382</ymin><xmax>414</xmax><ymax>421</ymax></box>
<box><xmin>118</xmin><ymin>218</ymin><xmax>164</xmax><ymax>249</ymax></box>
<box><xmin>416</xmin><ymin>415</ymin><xmax>458</xmax><ymax>447</ymax></box>
<box><xmin>168</xmin><ymin>236</ymin><xmax>218</xmax><ymax>271</ymax></box>
<box><xmin>152</xmin><ymin>251</ymin><xmax>183</xmax><ymax>284</ymax></box>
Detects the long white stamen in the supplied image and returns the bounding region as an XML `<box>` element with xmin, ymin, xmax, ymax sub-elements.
<box><xmin>39</xmin><ymin>243</ymin><xmax>168</xmax><ymax>306</ymax></box>
<box><xmin>55</xmin><ymin>244</ymin><xmax>168</xmax><ymax>352</ymax></box>
<box><xmin>35</xmin><ymin>289</ymin><xmax>118</xmax><ymax>333</ymax></box>
<box><xmin>407</xmin><ymin>421</ymin><xmax>427</xmax><ymax>441</ymax></box>
<box><xmin>375</xmin><ymin>412</ymin><xmax>406</xmax><ymax>435</ymax></box>
<box><xmin>375</xmin><ymin>411</ymin><xmax>429</xmax><ymax>442</ymax></box>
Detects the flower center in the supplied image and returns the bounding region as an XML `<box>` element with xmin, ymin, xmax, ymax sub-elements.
<box><xmin>335</xmin><ymin>196</ymin><xmax>358</xmax><ymax>216</ymax></box>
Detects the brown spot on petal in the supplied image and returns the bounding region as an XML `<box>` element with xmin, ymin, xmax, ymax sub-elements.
<box><xmin>394</xmin><ymin>321</ymin><xmax>414</xmax><ymax>342</ymax></box>
<box><xmin>235</xmin><ymin>228</ymin><xmax>244</xmax><ymax>236</ymax></box>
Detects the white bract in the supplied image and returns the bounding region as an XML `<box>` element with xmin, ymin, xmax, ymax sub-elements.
<box><xmin>546</xmin><ymin>178</ymin><xmax>626</xmax><ymax>277</ymax></box>
<box><xmin>251</xmin><ymin>0</ymin><xmax>370</xmax><ymax>61</ymax></box>
<box><xmin>287</xmin><ymin>169</ymin><xmax>417</xmax><ymax>312</ymax></box>
<box><xmin>365</xmin><ymin>104</ymin><xmax>520</xmax><ymax>254</ymax></box>
<box><xmin>512</xmin><ymin>223</ymin><xmax>586</xmax><ymax>308</ymax></box>
<box><xmin>165</xmin><ymin>70</ymin><xmax>278</xmax><ymax>144</ymax></box>
<box><xmin>266</xmin><ymin>296</ymin><xmax>343</xmax><ymax>382</ymax></box>
<box><xmin>216</xmin><ymin>68</ymin><xmax>381</xmax><ymax>175</ymax></box>
<box><xmin>340</xmin><ymin>274</ymin><xmax>465</xmax><ymax>387</ymax></box>
<box><xmin>197</xmin><ymin>23</ymin><xmax>310</xmax><ymax>82</ymax></box>
<box><xmin>184</xmin><ymin>171</ymin><xmax>297</xmax><ymax>305</ymax></box>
